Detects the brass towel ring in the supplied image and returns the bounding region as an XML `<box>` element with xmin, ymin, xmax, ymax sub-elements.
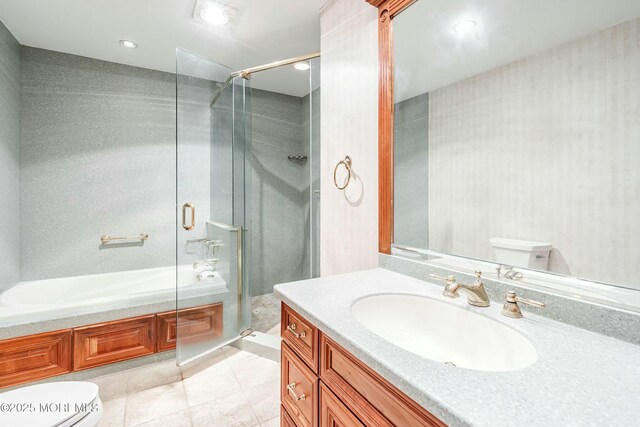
<box><xmin>333</xmin><ymin>156</ymin><xmax>352</xmax><ymax>190</ymax></box>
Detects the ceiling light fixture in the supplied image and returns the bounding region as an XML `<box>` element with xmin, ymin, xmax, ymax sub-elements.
<box><xmin>119</xmin><ymin>40</ymin><xmax>138</xmax><ymax>49</ymax></box>
<box><xmin>201</xmin><ymin>4</ymin><xmax>229</xmax><ymax>26</ymax></box>
<box><xmin>452</xmin><ymin>19</ymin><xmax>477</xmax><ymax>33</ymax></box>
<box><xmin>293</xmin><ymin>62</ymin><xmax>310</xmax><ymax>71</ymax></box>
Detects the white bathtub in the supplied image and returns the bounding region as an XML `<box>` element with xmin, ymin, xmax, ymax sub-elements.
<box><xmin>0</xmin><ymin>265</ymin><xmax>228</xmax><ymax>326</ymax></box>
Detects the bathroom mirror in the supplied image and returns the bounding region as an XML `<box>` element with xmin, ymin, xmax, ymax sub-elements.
<box><xmin>389</xmin><ymin>0</ymin><xmax>640</xmax><ymax>307</ymax></box>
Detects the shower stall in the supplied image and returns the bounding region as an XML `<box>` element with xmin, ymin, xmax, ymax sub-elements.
<box><xmin>175</xmin><ymin>49</ymin><xmax>321</xmax><ymax>364</ymax></box>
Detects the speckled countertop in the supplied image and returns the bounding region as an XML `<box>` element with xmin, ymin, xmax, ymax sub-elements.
<box><xmin>274</xmin><ymin>268</ymin><xmax>640</xmax><ymax>427</ymax></box>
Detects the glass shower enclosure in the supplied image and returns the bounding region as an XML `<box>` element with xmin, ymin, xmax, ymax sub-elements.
<box><xmin>175</xmin><ymin>49</ymin><xmax>251</xmax><ymax>365</ymax></box>
<box><xmin>175</xmin><ymin>49</ymin><xmax>320</xmax><ymax>365</ymax></box>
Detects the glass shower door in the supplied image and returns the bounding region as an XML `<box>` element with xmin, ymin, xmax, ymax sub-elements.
<box><xmin>175</xmin><ymin>49</ymin><xmax>251</xmax><ymax>365</ymax></box>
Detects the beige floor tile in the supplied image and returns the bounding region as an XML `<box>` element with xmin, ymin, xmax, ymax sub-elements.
<box><xmin>180</xmin><ymin>346</ymin><xmax>240</xmax><ymax>379</ymax></box>
<box><xmin>183</xmin><ymin>359</ymin><xmax>242</xmax><ymax>407</ymax></box>
<box><xmin>243</xmin><ymin>378</ymin><xmax>280</xmax><ymax>423</ymax></box>
<box><xmin>190</xmin><ymin>391</ymin><xmax>260</xmax><ymax>427</ymax></box>
<box><xmin>125</xmin><ymin>382</ymin><xmax>188</xmax><ymax>427</ymax></box>
<box><xmin>231</xmin><ymin>356</ymin><xmax>280</xmax><ymax>390</ymax></box>
<box><xmin>91</xmin><ymin>370</ymin><xmax>131</xmax><ymax>401</ymax></box>
<box><xmin>133</xmin><ymin>410</ymin><xmax>192</xmax><ymax>427</ymax></box>
<box><xmin>261</xmin><ymin>416</ymin><xmax>280</xmax><ymax>427</ymax></box>
<box><xmin>127</xmin><ymin>360</ymin><xmax>183</xmax><ymax>393</ymax></box>
<box><xmin>97</xmin><ymin>396</ymin><xmax>126</xmax><ymax>427</ymax></box>
<box><xmin>224</xmin><ymin>350</ymin><xmax>261</xmax><ymax>369</ymax></box>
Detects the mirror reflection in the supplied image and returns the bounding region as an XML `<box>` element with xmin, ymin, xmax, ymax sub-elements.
<box><xmin>393</xmin><ymin>0</ymin><xmax>640</xmax><ymax>294</ymax></box>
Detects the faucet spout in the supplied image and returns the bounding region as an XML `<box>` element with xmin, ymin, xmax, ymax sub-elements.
<box><xmin>432</xmin><ymin>271</ymin><xmax>490</xmax><ymax>307</ymax></box>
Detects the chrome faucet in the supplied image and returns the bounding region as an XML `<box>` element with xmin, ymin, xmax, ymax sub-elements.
<box><xmin>430</xmin><ymin>271</ymin><xmax>490</xmax><ymax>307</ymax></box>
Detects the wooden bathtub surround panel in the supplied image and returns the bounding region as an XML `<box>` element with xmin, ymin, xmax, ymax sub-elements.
<box><xmin>0</xmin><ymin>330</ymin><xmax>72</xmax><ymax>388</ymax></box>
<box><xmin>363</xmin><ymin>0</ymin><xmax>417</xmax><ymax>254</ymax></box>
<box><xmin>320</xmin><ymin>382</ymin><xmax>365</xmax><ymax>427</ymax></box>
<box><xmin>73</xmin><ymin>315</ymin><xmax>155</xmax><ymax>371</ymax></box>
<box><xmin>320</xmin><ymin>334</ymin><xmax>446</xmax><ymax>427</ymax></box>
<box><xmin>282</xmin><ymin>342</ymin><xmax>319</xmax><ymax>427</ymax></box>
<box><xmin>281</xmin><ymin>303</ymin><xmax>319</xmax><ymax>373</ymax></box>
<box><xmin>156</xmin><ymin>303</ymin><xmax>223</xmax><ymax>352</ymax></box>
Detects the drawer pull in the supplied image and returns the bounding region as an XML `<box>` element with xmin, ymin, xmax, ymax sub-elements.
<box><xmin>287</xmin><ymin>382</ymin><xmax>306</xmax><ymax>401</ymax></box>
<box><xmin>287</xmin><ymin>323</ymin><xmax>306</xmax><ymax>339</ymax></box>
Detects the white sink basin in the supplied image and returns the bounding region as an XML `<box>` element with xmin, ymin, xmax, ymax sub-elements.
<box><xmin>351</xmin><ymin>294</ymin><xmax>538</xmax><ymax>372</ymax></box>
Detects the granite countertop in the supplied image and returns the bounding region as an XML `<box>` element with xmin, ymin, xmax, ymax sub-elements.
<box><xmin>274</xmin><ymin>268</ymin><xmax>640</xmax><ymax>427</ymax></box>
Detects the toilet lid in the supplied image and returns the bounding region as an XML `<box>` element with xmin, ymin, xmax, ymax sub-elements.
<box><xmin>0</xmin><ymin>381</ymin><xmax>99</xmax><ymax>427</ymax></box>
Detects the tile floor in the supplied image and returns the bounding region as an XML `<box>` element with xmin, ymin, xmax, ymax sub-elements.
<box><xmin>94</xmin><ymin>293</ymin><xmax>282</xmax><ymax>427</ymax></box>
<box><xmin>94</xmin><ymin>347</ymin><xmax>280</xmax><ymax>427</ymax></box>
<box><xmin>251</xmin><ymin>293</ymin><xmax>280</xmax><ymax>336</ymax></box>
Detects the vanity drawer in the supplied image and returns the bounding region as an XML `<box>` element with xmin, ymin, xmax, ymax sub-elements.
<box><xmin>320</xmin><ymin>334</ymin><xmax>445</xmax><ymax>427</ymax></box>
<box><xmin>73</xmin><ymin>315</ymin><xmax>155</xmax><ymax>370</ymax></box>
<box><xmin>0</xmin><ymin>330</ymin><xmax>72</xmax><ymax>388</ymax></box>
<box><xmin>281</xmin><ymin>405</ymin><xmax>298</xmax><ymax>427</ymax></box>
<box><xmin>282</xmin><ymin>342</ymin><xmax>319</xmax><ymax>427</ymax></box>
<box><xmin>282</xmin><ymin>303</ymin><xmax>318</xmax><ymax>373</ymax></box>
<box><xmin>156</xmin><ymin>303</ymin><xmax>223</xmax><ymax>352</ymax></box>
<box><xmin>320</xmin><ymin>382</ymin><xmax>364</xmax><ymax>427</ymax></box>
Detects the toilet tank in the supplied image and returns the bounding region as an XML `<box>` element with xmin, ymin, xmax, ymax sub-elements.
<box><xmin>490</xmin><ymin>237</ymin><xmax>552</xmax><ymax>271</ymax></box>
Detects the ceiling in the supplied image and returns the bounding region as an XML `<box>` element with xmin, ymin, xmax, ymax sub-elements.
<box><xmin>394</xmin><ymin>0</ymin><xmax>640</xmax><ymax>102</ymax></box>
<box><xmin>0</xmin><ymin>0</ymin><xmax>325</xmax><ymax>97</ymax></box>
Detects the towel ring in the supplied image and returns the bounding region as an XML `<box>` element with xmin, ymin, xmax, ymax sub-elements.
<box><xmin>333</xmin><ymin>156</ymin><xmax>352</xmax><ymax>190</ymax></box>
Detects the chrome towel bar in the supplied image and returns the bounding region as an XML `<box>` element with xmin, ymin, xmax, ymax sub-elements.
<box><xmin>100</xmin><ymin>233</ymin><xmax>149</xmax><ymax>245</ymax></box>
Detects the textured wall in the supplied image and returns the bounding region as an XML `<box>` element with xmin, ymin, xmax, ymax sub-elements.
<box><xmin>428</xmin><ymin>18</ymin><xmax>640</xmax><ymax>288</ymax></box>
<box><xmin>0</xmin><ymin>21</ymin><xmax>21</xmax><ymax>292</ymax></box>
<box><xmin>394</xmin><ymin>93</ymin><xmax>428</xmax><ymax>249</ymax></box>
<box><xmin>20</xmin><ymin>47</ymin><xmax>177</xmax><ymax>280</ymax></box>
<box><xmin>249</xmin><ymin>88</ymin><xmax>310</xmax><ymax>296</ymax></box>
<box><xmin>320</xmin><ymin>0</ymin><xmax>379</xmax><ymax>276</ymax></box>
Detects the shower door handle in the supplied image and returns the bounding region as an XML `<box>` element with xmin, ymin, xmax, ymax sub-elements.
<box><xmin>182</xmin><ymin>203</ymin><xmax>195</xmax><ymax>231</ymax></box>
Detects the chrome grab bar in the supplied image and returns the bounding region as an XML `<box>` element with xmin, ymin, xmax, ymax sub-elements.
<box><xmin>100</xmin><ymin>233</ymin><xmax>148</xmax><ymax>245</ymax></box>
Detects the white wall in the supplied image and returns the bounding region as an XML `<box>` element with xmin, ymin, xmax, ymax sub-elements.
<box><xmin>428</xmin><ymin>18</ymin><xmax>640</xmax><ymax>288</ymax></box>
<box><xmin>319</xmin><ymin>0</ymin><xmax>379</xmax><ymax>275</ymax></box>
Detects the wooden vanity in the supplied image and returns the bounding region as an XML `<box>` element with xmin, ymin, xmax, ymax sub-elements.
<box><xmin>280</xmin><ymin>303</ymin><xmax>446</xmax><ymax>427</ymax></box>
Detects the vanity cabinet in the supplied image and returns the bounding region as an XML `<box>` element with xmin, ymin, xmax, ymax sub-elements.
<box><xmin>281</xmin><ymin>303</ymin><xmax>446</xmax><ymax>427</ymax></box>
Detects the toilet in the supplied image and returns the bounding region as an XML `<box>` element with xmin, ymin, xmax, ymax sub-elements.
<box><xmin>0</xmin><ymin>381</ymin><xmax>102</xmax><ymax>427</ymax></box>
<box><xmin>490</xmin><ymin>237</ymin><xmax>552</xmax><ymax>271</ymax></box>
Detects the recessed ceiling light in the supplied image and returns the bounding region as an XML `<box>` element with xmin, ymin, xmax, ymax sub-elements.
<box><xmin>452</xmin><ymin>20</ymin><xmax>477</xmax><ymax>33</ymax></box>
<box><xmin>201</xmin><ymin>4</ymin><xmax>229</xmax><ymax>26</ymax></box>
<box><xmin>293</xmin><ymin>62</ymin><xmax>310</xmax><ymax>71</ymax></box>
<box><xmin>119</xmin><ymin>40</ymin><xmax>138</xmax><ymax>49</ymax></box>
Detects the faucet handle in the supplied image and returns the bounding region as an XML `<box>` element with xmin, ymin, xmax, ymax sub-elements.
<box><xmin>429</xmin><ymin>274</ymin><xmax>456</xmax><ymax>285</ymax></box>
<box><xmin>474</xmin><ymin>270</ymin><xmax>483</xmax><ymax>283</ymax></box>
<box><xmin>502</xmin><ymin>291</ymin><xmax>545</xmax><ymax>318</ymax></box>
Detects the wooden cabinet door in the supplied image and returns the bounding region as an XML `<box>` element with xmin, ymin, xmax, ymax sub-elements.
<box><xmin>320</xmin><ymin>382</ymin><xmax>364</xmax><ymax>427</ymax></box>
<box><xmin>73</xmin><ymin>315</ymin><xmax>155</xmax><ymax>370</ymax></box>
<box><xmin>320</xmin><ymin>334</ymin><xmax>446</xmax><ymax>427</ymax></box>
<box><xmin>0</xmin><ymin>330</ymin><xmax>71</xmax><ymax>388</ymax></box>
<box><xmin>156</xmin><ymin>303</ymin><xmax>223</xmax><ymax>351</ymax></box>
<box><xmin>282</xmin><ymin>342</ymin><xmax>319</xmax><ymax>427</ymax></box>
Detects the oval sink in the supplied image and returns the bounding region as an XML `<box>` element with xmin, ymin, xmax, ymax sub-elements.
<box><xmin>351</xmin><ymin>294</ymin><xmax>537</xmax><ymax>372</ymax></box>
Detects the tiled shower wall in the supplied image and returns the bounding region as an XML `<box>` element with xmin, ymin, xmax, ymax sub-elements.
<box><xmin>20</xmin><ymin>47</ymin><xmax>177</xmax><ymax>281</ymax></box>
<box><xmin>0</xmin><ymin>20</ymin><xmax>21</xmax><ymax>292</ymax></box>
<box><xmin>426</xmin><ymin>18</ymin><xmax>640</xmax><ymax>287</ymax></box>
<box><xmin>249</xmin><ymin>89</ymin><xmax>312</xmax><ymax>296</ymax></box>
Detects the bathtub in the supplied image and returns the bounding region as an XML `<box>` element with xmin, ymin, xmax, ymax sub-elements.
<box><xmin>0</xmin><ymin>265</ymin><xmax>228</xmax><ymax>327</ymax></box>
